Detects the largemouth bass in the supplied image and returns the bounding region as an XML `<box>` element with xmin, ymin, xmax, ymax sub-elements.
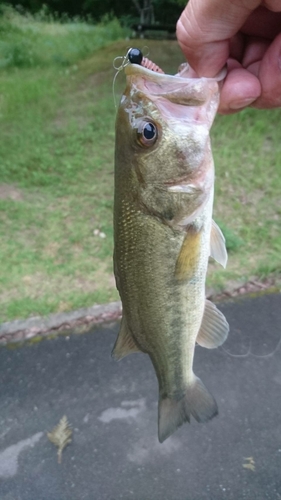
<box><xmin>113</xmin><ymin>60</ymin><xmax>229</xmax><ymax>443</ymax></box>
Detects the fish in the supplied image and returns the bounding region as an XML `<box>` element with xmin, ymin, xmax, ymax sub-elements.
<box><xmin>113</xmin><ymin>60</ymin><xmax>229</xmax><ymax>443</ymax></box>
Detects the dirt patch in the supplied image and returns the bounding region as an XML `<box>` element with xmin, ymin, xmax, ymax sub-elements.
<box><xmin>0</xmin><ymin>184</ymin><xmax>23</xmax><ymax>201</ymax></box>
<box><xmin>53</xmin><ymin>68</ymin><xmax>114</xmax><ymax>131</ymax></box>
<box><xmin>0</xmin><ymin>260</ymin><xmax>115</xmax><ymax>305</ymax></box>
<box><xmin>78</xmin><ymin>69</ymin><xmax>113</xmax><ymax>92</ymax></box>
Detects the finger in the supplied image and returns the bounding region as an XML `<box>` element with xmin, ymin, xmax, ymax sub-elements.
<box><xmin>247</xmin><ymin>61</ymin><xmax>261</xmax><ymax>78</ymax></box>
<box><xmin>242</xmin><ymin>6</ymin><xmax>281</xmax><ymax>39</ymax></box>
<box><xmin>229</xmin><ymin>33</ymin><xmax>245</xmax><ymax>62</ymax></box>
<box><xmin>254</xmin><ymin>33</ymin><xmax>281</xmax><ymax>108</ymax></box>
<box><xmin>218</xmin><ymin>64</ymin><xmax>261</xmax><ymax>114</ymax></box>
<box><xmin>176</xmin><ymin>0</ymin><xmax>261</xmax><ymax>77</ymax></box>
<box><xmin>242</xmin><ymin>36</ymin><xmax>270</xmax><ymax>68</ymax></box>
<box><xmin>262</xmin><ymin>0</ymin><xmax>281</xmax><ymax>12</ymax></box>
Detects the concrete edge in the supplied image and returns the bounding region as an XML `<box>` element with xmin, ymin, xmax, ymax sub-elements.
<box><xmin>0</xmin><ymin>277</ymin><xmax>279</xmax><ymax>346</ymax></box>
<box><xmin>0</xmin><ymin>302</ymin><xmax>122</xmax><ymax>345</ymax></box>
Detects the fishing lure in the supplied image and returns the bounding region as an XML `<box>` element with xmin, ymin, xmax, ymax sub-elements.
<box><xmin>113</xmin><ymin>47</ymin><xmax>164</xmax><ymax>73</ymax></box>
<box><xmin>113</xmin><ymin>47</ymin><xmax>164</xmax><ymax>107</ymax></box>
<box><xmin>128</xmin><ymin>48</ymin><xmax>164</xmax><ymax>73</ymax></box>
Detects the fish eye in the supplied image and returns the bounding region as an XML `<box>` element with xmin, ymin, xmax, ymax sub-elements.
<box><xmin>137</xmin><ymin>121</ymin><xmax>158</xmax><ymax>147</ymax></box>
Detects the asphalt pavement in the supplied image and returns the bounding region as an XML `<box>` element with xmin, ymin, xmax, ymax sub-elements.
<box><xmin>0</xmin><ymin>293</ymin><xmax>280</xmax><ymax>500</ymax></box>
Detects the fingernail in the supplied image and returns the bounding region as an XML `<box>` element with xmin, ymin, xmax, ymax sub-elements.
<box><xmin>229</xmin><ymin>97</ymin><xmax>257</xmax><ymax>110</ymax></box>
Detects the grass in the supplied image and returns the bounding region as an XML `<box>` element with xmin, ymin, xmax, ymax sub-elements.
<box><xmin>210</xmin><ymin>107</ymin><xmax>281</xmax><ymax>291</ymax></box>
<box><xmin>0</xmin><ymin>5</ymin><xmax>128</xmax><ymax>68</ymax></box>
<box><xmin>0</xmin><ymin>17</ymin><xmax>280</xmax><ymax>321</ymax></box>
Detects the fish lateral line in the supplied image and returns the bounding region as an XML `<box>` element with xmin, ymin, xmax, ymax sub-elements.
<box><xmin>113</xmin><ymin>51</ymin><xmax>228</xmax><ymax>443</ymax></box>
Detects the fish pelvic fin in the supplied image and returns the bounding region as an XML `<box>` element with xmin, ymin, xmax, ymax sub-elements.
<box><xmin>210</xmin><ymin>219</ymin><xmax>228</xmax><ymax>268</ymax></box>
<box><xmin>158</xmin><ymin>376</ymin><xmax>218</xmax><ymax>443</ymax></box>
<box><xmin>196</xmin><ymin>299</ymin><xmax>229</xmax><ymax>349</ymax></box>
<box><xmin>112</xmin><ymin>316</ymin><xmax>141</xmax><ymax>360</ymax></box>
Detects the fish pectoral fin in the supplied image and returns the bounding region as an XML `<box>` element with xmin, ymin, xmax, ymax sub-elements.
<box><xmin>111</xmin><ymin>316</ymin><xmax>141</xmax><ymax>360</ymax></box>
<box><xmin>158</xmin><ymin>375</ymin><xmax>218</xmax><ymax>443</ymax></box>
<box><xmin>196</xmin><ymin>299</ymin><xmax>229</xmax><ymax>349</ymax></box>
<box><xmin>210</xmin><ymin>220</ymin><xmax>228</xmax><ymax>268</ymax></box>
<box><xmin>175</xmin><ymin>228</ymin><xmax>201</xmax><ymax>281</ymax></box>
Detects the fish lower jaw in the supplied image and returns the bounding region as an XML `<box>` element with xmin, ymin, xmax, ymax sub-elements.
<box><xmin>167</xmin><ymin>183</ymin><xmax>198</xmax><ymax>194</ymax></box>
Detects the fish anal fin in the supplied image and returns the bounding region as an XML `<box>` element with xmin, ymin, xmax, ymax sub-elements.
<box><xmin>210</xmin><ymin>219</ymin><xmax>228</xmax><ymax>268</ymax></box>
<box><xmin>175</xmin><ymin>228</ymin><xmax>201</xmax><ymax>281</ymax></box>
<box><xmin>158</xmin><ymin>376</ymin><xmax>218</xmax><ymax>443</ymax></box>
<box><xmin>112</xmin><ymin>316</ymin><xmax>141</xmax><ymax>360</ymax></box>
<box><xmin>197</xmin><ymin>299</ymin><xmax>229</xmax><ymax>349</ymax></box>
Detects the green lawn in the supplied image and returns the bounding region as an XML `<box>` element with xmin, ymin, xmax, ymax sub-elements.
<box><xmin>0</xmin><ymin>32</ymin><xmax>280</xmax><ymax>321</ymax></box>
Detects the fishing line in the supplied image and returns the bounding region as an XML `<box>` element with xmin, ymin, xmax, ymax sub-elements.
<box><xmin>220</xmin><ymin>344</ymin><xmax>252</xmax><ymax>358</ymax></box>
<box><xmin>142</xmin><ymin>45</ymin><xmax>149</xmax><ymax>58</ymax></box>
<box><xmin>112</xmin><ymin>47</ymin><xmax>165</xmax><ymax>108</ymax></box>
<box><xmin>112</xmin><ymin>47</ymin><xmax>131</xmax><ymax>109</ymax></box>
<box><xmin>221</xmin><ymin>333</ymin><xmax>281</xmax><ymax>359</ymax></box>
<box><xmin>249</xmin><ymin>334</ymin><xmax>281</xmax><ymax>359</ymax></box>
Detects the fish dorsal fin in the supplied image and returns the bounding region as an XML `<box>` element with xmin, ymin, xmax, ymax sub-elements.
<box><xmin>175</xmin><ymin>228</ymin><xmax>201</xmax><ymax>281</ymax></box>
<box><xmin>197</xmin><ymin>299</ymin><xmax>229</xmax><ymax>349</ymax></box>
<box><xmin>210</xmin><ymin>220</ymin><xmax>228</xmax><ymax>268</ymax></box>
<box><xmin>111</xmin><ymin>316</ymin><xmax>141</xmax><ymax>360</ymax></box>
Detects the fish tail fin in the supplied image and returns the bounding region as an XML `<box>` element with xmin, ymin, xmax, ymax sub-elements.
<box><xmin>158</xmin><ymin>375</ymin><xmax>218</xmax><ymax>443</ymax></box>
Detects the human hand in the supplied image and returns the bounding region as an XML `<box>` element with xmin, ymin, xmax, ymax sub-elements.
<box><xmin>177</xmin><ymin>0</ymin><xmax>281</xmax><ymax>114</ymax></box>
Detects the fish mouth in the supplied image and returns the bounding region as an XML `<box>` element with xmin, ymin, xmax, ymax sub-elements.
<box><xmin>125</xmin><ymin>63</ymin><xmax>186</xmax><ymax>84</ymax></box>
<box><xmin>166</xmin><ymin>183</ymin><xmax>201</xmax><ymax>195</ymax></box>
<box><xmin>163</xmin><ymin>174</ymin><xmax>201</xmax><ymax>193</ymax></box>
<box><xmin>125</xmin><ymin>63</ymin><xmax>225</xmax><ymax>113</ymax></box>
<box><xmin>125</xmin><ymin>63</ymin><xmax>226</xmax><ymax>84</ymax></box>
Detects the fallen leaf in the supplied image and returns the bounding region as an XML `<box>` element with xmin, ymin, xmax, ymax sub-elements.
<box><xmin>242</xmin><ymin>456</ymin><xmax>255</xmax><ymax>472</ymax></box>
<box><xmin>47</xmin><ymin>416</ymin><xmax>72</xmax><ymax>463</ymax></box>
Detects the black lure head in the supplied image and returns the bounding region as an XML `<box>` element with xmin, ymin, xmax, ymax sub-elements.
<box><xmin>128</xmin><ymin>48</ymin><xmax>143</xmax><ymax>65</ymax></box>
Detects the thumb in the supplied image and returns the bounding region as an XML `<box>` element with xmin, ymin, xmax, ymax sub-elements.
<box><xmin>177</xmin><ymin>0</ymin><xmax>261</xmax><ymax>77</ymax></box>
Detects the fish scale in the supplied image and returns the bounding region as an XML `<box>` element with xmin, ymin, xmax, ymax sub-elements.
<box><xmin>113</xmin><ymin>61</ymin><xmax>229</xmax><ymax>442</ymax></box>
